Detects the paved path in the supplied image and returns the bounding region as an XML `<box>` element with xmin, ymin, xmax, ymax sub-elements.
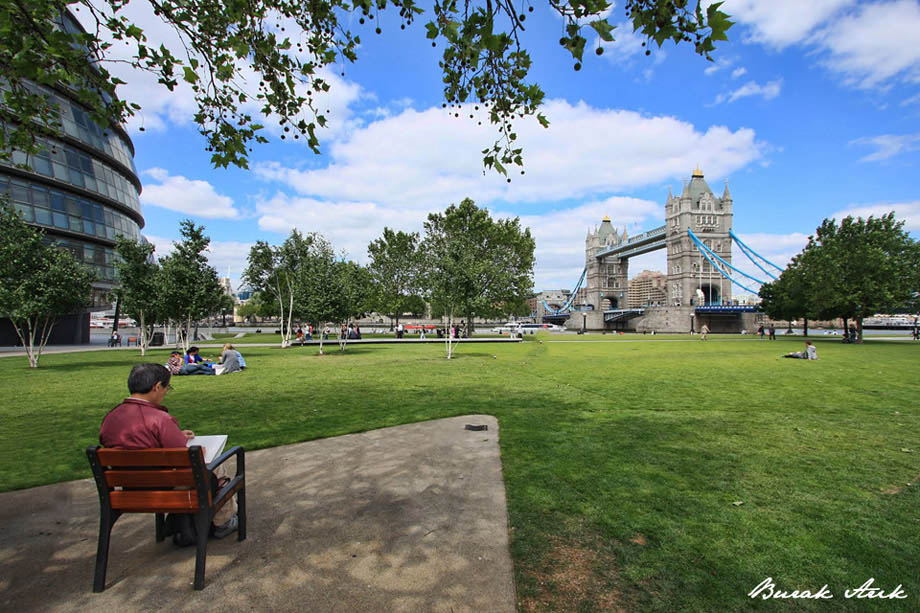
<box><xmin>0</xmin><ymin>416</ymin><xmax>515</xmax><ymax>612</ymax></box>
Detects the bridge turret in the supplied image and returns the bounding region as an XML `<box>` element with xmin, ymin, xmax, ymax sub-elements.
<box><xmin>722</xmin><ymin>181</ymin><xmax>733</xmax><ymax>209</ymax></box>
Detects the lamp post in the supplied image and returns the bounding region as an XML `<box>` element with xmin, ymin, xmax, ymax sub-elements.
<box><xmin>582</xmin><ymin>302</ymin><xmax>588</xmax><ymax>333</ymax></box>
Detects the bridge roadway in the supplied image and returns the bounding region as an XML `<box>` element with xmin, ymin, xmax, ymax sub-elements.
<box><xmin>595</xmin><ymin>225</ymin><xmax>666</xmax><ymax>260</ymax></box>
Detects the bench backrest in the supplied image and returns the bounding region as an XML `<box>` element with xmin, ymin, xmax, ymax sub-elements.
<box><xmin>87</xmin><ymin>447</ymin><xmax>211</xmax><ymax>514</ymax></box>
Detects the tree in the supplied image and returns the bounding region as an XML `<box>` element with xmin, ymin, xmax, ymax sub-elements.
<box><xmin>422</xmin><ymin>198</ymin><xmax>535</xmax><ymax>357</ymax></box>
<box><xmin>335</xmin><ymin>259</ymin><xmax>374</xmax><ymax>351</ymax></box>
<box><xmin>762</xmin><ymin>213</ymin><xmax>920</xmax><ymax>344</ymax></box>
<box><xmin>243</xmin><ymin>230</ymin><xmax>311</xmax><ymax>348</ymax></box>
<box><xmin>112</xmin><ymin>236</ymin><xmax>162</xmax><ymax>355</ymax></box>
<box><xmin>294</xmin><ymin>233</ymin><xmax>339</xmax><ymax>355</ymax></box>
<box><xmin>2</xmin><ymin>1</ymin><xmax>732</xmax><ymax>174</ymax></box>
<box><xmin>367</xmin><ymin>228</ymin><xmax>423</xmax><ymax>329</ymax></box>
<box><xmin>806</xmin><ymin>214</ymin><xmax>919</xmax><ymax>343</ymax></box>
<box><xmin>759</xmin><ymin>256</ymin><xmax>816</xmax><ymax>336</ymax></box>
<box><xmin>0</xmin><ymin>201</ymin><xmax>94</xmax><ymax>367</ymax></box>
<box><xmin>158</xmin><ymin>220</ymin><xmax>223</xmax><ymax>351</ymax></box>
<box><xmin>217</xmin><ymin>292</ymin><xmax>236</xmax><ymax>327</ymax></box>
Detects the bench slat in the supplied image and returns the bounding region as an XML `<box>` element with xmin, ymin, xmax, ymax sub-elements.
<box><xmin>104</xmin><ymin>469</ymin><xmax>196</xmax><ymax>488</ymax></box>
<box><xmin>109</xmin><ymin>489</ymin><xmax>205</xmax><ymax>512</ymax></box>
<box><xmin>96</xmin><ymin>448</ymin><xmax>202</xmax><ymax>467</ymax></box>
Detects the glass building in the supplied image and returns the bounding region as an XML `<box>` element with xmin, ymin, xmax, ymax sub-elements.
<box><xmin>0</xmin><ymin>11</ymin><xmax>144</xmax><ymax>344</ymax></box>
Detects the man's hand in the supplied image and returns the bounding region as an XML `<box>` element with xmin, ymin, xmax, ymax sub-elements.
<box><xmin>182</xmin><ymin>429</ymin><xmax>195</xmax><ymax>441</ymax></box>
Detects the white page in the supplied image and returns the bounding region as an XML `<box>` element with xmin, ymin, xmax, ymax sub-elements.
<box><xmin>186</xmin><ymin>434</ymin><xmax>228</xmax><ymax>464</ymax></box>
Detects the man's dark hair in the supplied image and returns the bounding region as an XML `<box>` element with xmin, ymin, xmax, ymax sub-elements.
<box><xmin>188</xmin><ymin>346</ymin><xmax>199</xmax><ymax>354</ymax></box>
<box><xmin>128</xmin><ymin>363</ymin><xmax>171</xmax><ymax>394</ymax></box>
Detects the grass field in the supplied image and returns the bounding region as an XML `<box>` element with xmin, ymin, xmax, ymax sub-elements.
<box><xmin>2</xmin><ymin>334</ymin><xmax>918</xmax><ymax>611</ymax></box>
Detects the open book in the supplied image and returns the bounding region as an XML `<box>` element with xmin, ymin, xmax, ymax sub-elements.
<box><xmin>186</xmin><ymin>434</ymin><xmax>228</xmax><ymax>464</ymax></box>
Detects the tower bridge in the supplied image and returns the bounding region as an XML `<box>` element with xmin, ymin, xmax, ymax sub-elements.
<box><xmin>542</xmin><ymin>167</ymin><xmax>780</xmax><ymax>333</ymax></box>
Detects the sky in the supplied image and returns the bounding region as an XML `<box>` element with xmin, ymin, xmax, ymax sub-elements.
<box><xmin>78</xmin><ymin>0</ymin><xmax>920</xmax><ymax>297</ymax></box>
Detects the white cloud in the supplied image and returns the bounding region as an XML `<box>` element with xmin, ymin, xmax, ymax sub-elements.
<box><xmin>141</xmin><ymin>168</ymin><xmax>240</xmax><ymax>219</ymax></box>
<box><xmin>814</xmin><ymin>0</ymin><xmax>920</xmax><ymax>89</ymax></box>
<box><xmin>704</xmin><ymin>57</ymin><xmax>733</xmax><ymax>76</ymax></box>
<box><xmin>255</xmin><ymin>99</ymin><xmax>764</xmax><ymax>209</ymax></box>
<box><xmin>598</xmin><ymin>23</ymin><xmax>647</xmax><ymax>62</ymax></box>
<box><xmin>902</xmin><ymin>93</ymin><xmax>920</xmax><ymax>107</ymax></box>
<box><xmin>731</xmin><ymin>67</ymin><xmax>748</xmax><ymax>79</ymax></box>
<box><xmin>830</xmin><ymin>201</ymin><xmax>920</xmax><ymax>231</ymax></box>
<box><xmin>850</xmin><ymin>132</ymin><xmax>920</xmax><ymax>162</ymax></box>
<box><xmin>141</xmin><ymin>234</ymin><xmax>254</xmax><ymax>286</ymax></box>
<box><xmin>714</xmin><ymin>79</ymin><xmax>783</xmax><ymax>104</ymax></box>
<box><xmin>719</xmin><ymin>0</ymin><xmax>855</xmax><ymax>50</ymax></box>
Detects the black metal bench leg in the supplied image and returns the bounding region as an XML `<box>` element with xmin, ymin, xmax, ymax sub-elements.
<box><xmin>93</xmin><ymin>509</ymin><xmax>118</xmax><ymax>592</ymax></box>
<box><xmin>193</xmin><ymin>512</ymin><xmax>210</xmax><ymax>590</ymax></box>
<box><xmin>155</xmin><ymin>513</ymin><xmax>166</xmax><ymax>542</ymax></box>
<box><xmin>237</xmin><ymin>483</ymin><xmax>247</xmax><ymax>541</ymax></box>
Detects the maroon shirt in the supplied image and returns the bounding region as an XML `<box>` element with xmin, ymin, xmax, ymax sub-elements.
<box><xmin>99</xmin><ymin>398</ymin><xmax>187</xmax><ymax>449</ymax></box>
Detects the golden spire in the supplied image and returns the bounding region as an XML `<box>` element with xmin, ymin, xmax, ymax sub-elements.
<box><xmin>692</xmin><ymin>164</ymin><xmax>704</xmax><ymax>177</ymax></box>
<box><xmin>602</xmin><ymin>215</ymin><xmax>611</xmax><ymax>222</ymax></box>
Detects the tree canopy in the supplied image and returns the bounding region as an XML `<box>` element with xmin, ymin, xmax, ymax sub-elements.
<box><xmin>1</xmin><ymin>1</ymin><xmax>732</xmax><ymax>173</ymax></box>
<box><xmin>0</xmin><ymin>200</ymin><xmax>95</xmax><ymax>367</ymax></box>
<box><xmin>112</xmin><ymin>236</ymin><xmax>161</xmax><ymax>355</ymax></box>
<box><xmin>158</xmin><ymin>219</ymin><xmax>223</xmax><ymax>350</ymax></box>
<box><xmin>759</xmin><ymin>213</ymin><xmax>920</xmax><ymax>342</ymax></box>
<box><xmin>422</xmin><ymin>197</ymin><xmax>535</xmax><ymax>336</ymax></box>
<box><xmin>367</xmin><ymin>227</ymin><xmax>423</xmax><ymax>327</ymax></box>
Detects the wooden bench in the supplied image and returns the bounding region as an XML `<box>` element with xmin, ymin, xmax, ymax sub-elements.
<box><xmin>126</xmin><ymin>336</ymin><xmax>138</xmax><ymax>346</ymax></box>
<box><xmin>86</xmin><ymin>445</ymin><xmax>246</xmax><ymax>591</ymax></box>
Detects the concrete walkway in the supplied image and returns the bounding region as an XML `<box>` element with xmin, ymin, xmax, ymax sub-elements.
<box><xmin>0</xmin><ymin>415</ymin><xmax>515</xmax><ymax>612</ymax></box>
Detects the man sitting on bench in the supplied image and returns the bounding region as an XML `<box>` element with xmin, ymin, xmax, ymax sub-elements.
<box><xmin>98</xmin><ymin>363</ymin><xmax>238</xmax><ymax>540</ymax></box>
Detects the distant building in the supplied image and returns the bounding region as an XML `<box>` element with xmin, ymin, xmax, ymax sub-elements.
<box><xmin>0</xmin><ymin>9</ymin><xmax>144</xmax><ymax>344</ymax></box>
<box><xmin>627</xmin><ymin>270</ymin><xmax>667</xmax><ymax>308</ymax></box>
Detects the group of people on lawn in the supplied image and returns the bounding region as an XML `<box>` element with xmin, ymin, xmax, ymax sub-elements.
<box><xmin>166</xmin><ymin>344</ymin><xmax>246</xmax><ymax>376</ymax></box>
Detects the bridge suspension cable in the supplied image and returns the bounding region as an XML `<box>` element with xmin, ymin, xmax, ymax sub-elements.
<box><xmin>729</xmin><ymin>230</ymin><xmax>784</xmax><ymax>281</ymax></box>
<box><xmin>687</xmin><ymin>229</ymin><xmax>764</xmax><ymax>295</ymax></box>
<box><xmin>542</xmin><ymin>267</ymin><xmax>587</xmax><ymax>314</ymax></box>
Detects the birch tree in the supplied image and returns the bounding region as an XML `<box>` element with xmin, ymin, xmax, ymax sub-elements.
<box><xmin>159</xmin><ymin>220</ymin><xmax>222</xmax><ymax>352</ymax></box>
<box><xmin>113</xmin><ymin>236</ymin><xmax>162</xmax><ymax>355</ymax></box>
<box><xmin>0</xmin><ymin>201</ymin><xmax>94</xmax><ymax>367</ymax></box>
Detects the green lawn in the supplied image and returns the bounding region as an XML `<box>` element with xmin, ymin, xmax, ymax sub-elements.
<box><xmin>2</xmin><ymin>335</ymin><xmax>918</xmax><ymax>611</ymax></box>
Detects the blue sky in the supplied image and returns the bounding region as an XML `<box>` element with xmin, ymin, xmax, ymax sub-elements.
<box><xmin>80</xmin><ymin>1</ymin><xmax>920</xmax><ymax>296</ymax></box>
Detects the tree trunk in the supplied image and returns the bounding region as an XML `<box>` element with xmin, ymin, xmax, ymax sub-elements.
<box><xmin>139</xmin><ymin>311</ymin><xmax>147</xmax><ymax>357</ymax></box>
<box><xmin>856</xmin><ymin>317</ymin><xmax>864</xmax><ymax>344</ymax></box>
<box><xmin>803</xmin><ymin>318</ymin><xmax>808</xmax><ymax>337</ymax></box>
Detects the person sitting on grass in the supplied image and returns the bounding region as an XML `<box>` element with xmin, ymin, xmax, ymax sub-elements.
<box><xmin>782</xmin><ymin>341</ymin><xmax>817</xmax><ymax>360</ymax></box>
<box><xmin>166</xmin><ymin>350</ymin><xmax>183</xmax><ymax>375</ymax></box>
<box><xmin>214</xmin><ymin>343</ymin><xmax>244</xmax><ymax>375</ymax></box>
<box><xmin>98</xmin><ymin>363</ymin><xmax>238</xmax><ymax>542</ymax></box>
<box><xmin>180</xmin><ymin>346</ymin><xmax>214</xmax><ymax>375</ymax></box>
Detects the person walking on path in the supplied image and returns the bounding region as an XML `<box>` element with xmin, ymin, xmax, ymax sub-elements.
<box><xmin>768</xmin><ymin>324</ymin><xmax>776</xmax><ymax>340</ymax></box>
<box><xmin>757</xmin><ymin>324</ymin><xmax>765</xmax><ymax>339</ymax></box>
<box><xmin>700</xmin><ymin>324</ymin><xmax>710</xmax><ymax>341</ymax></box>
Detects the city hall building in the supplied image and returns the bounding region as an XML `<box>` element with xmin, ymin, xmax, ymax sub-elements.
<box><xmin>0</xmin><ymin>10</ymin><xmax>144</xmax><ymax>344</ymax></box>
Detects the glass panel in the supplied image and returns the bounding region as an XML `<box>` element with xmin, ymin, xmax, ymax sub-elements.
<box><xmin>31</xmin><ymin>186</ymin><xmax>49</xmax><ymax>207</ymax></box>
<box><xmin>67</xmin><ymin>197</ymin><xmax>81</xmax><ymax>215</ymax></box>
<box><xmin>53</xmin><ymin>162</ymin><xmax>68</xmax><ymax>180</ymax></box>
<box><xmin>82</xmin><ymin>219</ymin><xmax>94</xmax><ymax>234</ymax></box>
<box><xmin>84</xmin><ymin>176</ymin><xmax>96</xmax><ymax>191</ymax></box>
<box><xmin>65</xmin><ymin>149</ymin><xmax>80</xmax><ymax>167</ymax></box>
<box><xmin>53</xmin><ymin>212</ymin><xmax>68</xmax><ymax>228</ymax></box>
<box><xmin>80</xmin><ymin>155</ymin><xmax>93</xmax><ymax>174</ymax></box>
<box><xmin>69</xmin><ymin>168</ymin><xmax>85</xmax><ymax>187</ymax></box>
<box><xmin>14</xmin><ymin>203</ymin><xmax>34</xmax><ymax>222</ymax></box>
<box><xmin>71</xmin><ymin>216</ymin><xmax>84</xmax><ymax>232</ymax></box>
<box><xmin>33</xmin><ymin>156</ymin><xmax>53</xmax><ymax>176</ymax></box>
<box><xmin>34</xmin><ymin>208</ymin><xmax>52</xmax><ymax>225</ymax></box>
<box><xmin>94</xmin><ymin>204</ymin><xmax>104</xmax><ymax>222</ymax></box>
<box><xmin>11</xmin><ymin>183</ymin><xmax>30</xmax><ymax>203</ymax></box>
<box><xmin>49</xmin><ymin>191</ymin><xmax>65</xmax><ymax>211</ymax></box>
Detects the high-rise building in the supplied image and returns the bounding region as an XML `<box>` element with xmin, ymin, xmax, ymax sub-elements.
<box><xmin>0</xmin><ymin>10</ymin><xmax>144</xmax><ymax>344</ymax></box>
<box><xmin>627</xmin><ymin>270</ymin><xmax>667</xmax><ymax>308</ymax></box>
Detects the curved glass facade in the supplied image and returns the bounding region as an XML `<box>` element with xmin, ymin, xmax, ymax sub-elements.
<box><xmin>0</xmin><ymin>100</ymin><xmax>143</xmax><ymax>304</ymax></box>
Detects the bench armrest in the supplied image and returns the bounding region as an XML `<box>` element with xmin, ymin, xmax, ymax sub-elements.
<box><xmin>208</xmin><ymin>445</ymin><xmax>244</xmax><ymax>476</ymax></box>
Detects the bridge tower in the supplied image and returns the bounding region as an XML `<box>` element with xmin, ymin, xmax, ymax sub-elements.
<box><xmin>585</xmin><ymin>216</ymin><xmax>629</xmax><ymax>310</ymax></box>
<box><xmin>665</xmin><ymin>166</ymin><xmax>733</xmax><ymax>306</ymax></box>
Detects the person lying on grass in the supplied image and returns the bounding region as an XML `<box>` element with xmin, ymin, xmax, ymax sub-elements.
<box><xmin>782</xmin><ymin>341</ymin><xmax>817</xmax><ymax>360</ymax></box>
